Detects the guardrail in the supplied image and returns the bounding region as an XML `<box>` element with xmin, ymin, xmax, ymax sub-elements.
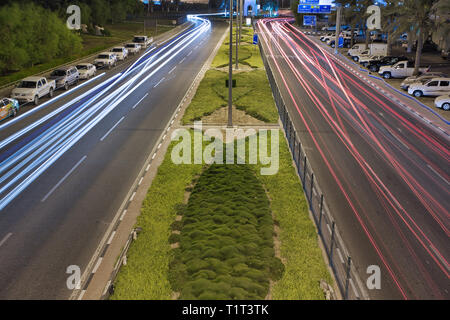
<box><xmin>101</xmin><ymin>228</ymin><xmax>141</xmax><ymax>299</ymax></box>
<box><xmin>258</xmin><ymin>36</ymin><xmax>369</xmax><ymax>300</ymax></box>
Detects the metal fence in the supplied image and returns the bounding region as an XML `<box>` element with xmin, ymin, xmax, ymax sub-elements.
<box><xmin>258</xmin><ymin>38</ymin><xmax>369</xmax><ymax>300</ymax></box>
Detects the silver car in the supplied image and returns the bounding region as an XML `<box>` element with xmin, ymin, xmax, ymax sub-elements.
<box><xmin>49</xmin><ymin>66</ymin><xmax>79</xmax><ymax>90</ymax></box>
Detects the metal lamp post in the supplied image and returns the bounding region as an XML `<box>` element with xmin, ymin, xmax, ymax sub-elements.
<box><xmin>228</xmin><ymin>0</ymin><xmax>233</xmax><ymax>127</ymax></box>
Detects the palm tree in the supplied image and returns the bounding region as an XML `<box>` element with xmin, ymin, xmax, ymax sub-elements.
<box><xmin>393</xmin><ymin>0</ymin><xmax>442</xmax><ymax>75</ymax></box>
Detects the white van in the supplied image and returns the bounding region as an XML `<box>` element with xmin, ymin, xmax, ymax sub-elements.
<box><xmin>408</xmin><ymin>78</ymin><xmax>450</xmax><ymax>97</ymax></box>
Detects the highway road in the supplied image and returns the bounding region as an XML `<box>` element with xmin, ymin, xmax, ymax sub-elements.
<box><xmin>257</xmin><ymin>19</ymin><xmax>449</xmax><ymax>300</ymax></box>
<box><xmin>0</xmin><ymin>17</ymin><xmax>227</xmax><ymax>299</ymax></box>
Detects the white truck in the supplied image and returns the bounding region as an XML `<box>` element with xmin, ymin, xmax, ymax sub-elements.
<box><xmin>378</xmin><ymin>61</ymin><xmax>430</xmax><ymax>79</ymax></box>
<box><xmin>348</xmin><ymin>43</ymin><xmax>387</xmax><ymax>59</ymax></box>
<box><xmin>11</xmin><ymin>76</ymin><xmax>56</xmax><ymax>105</ymax></box>
<box><xmin>133</xmin><ymin>35</ymin><xmax>153</xmax><ymax>49</ymax></box>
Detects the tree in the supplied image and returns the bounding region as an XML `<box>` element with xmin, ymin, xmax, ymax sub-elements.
<box><xmin>392</xmin><ymin>0</ymin><xmax>441</xmax><ymax>75</ymax></box>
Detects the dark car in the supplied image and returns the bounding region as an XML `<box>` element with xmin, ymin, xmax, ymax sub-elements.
<box><xmin>329</xmin><ymin>38</ymin><xmax>352</xmax><ymax>49</ymax></box>
<box><xmin>367</xmin><ymin>56</ymin><xmax>409</xmax><ymax>72</ymax></box>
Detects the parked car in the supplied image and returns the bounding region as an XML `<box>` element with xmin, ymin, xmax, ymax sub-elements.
<box><xmin>320</xmin><ymin>33</ymin><xmax>333</xmax><ymax>42</ymax></box>
<box><xmin>0</xmin><ymin>98</ymin><xmax>19</xmax><ymax>121</ymax></box>
<box><xmin>133</xmin><ymin>35</ymin><xmax>153</xmax><ymax>49</ymax></box>
<box><xmin>352</xmin><ymin>49</ymin><xmax>370</xmax><ymax>62</ymax></box>
<box><xmin>408</xmin><ymin>78</ymin><xmax>450</xmax><ymax>97</ymax></box>
<box><xmin>360</xmin><ymin>55</ymin><xmax>384</xmax><ymax>68</ymax></box>
<box><xmin>49</xmin><ymin>66</ymin><xmax>79</xmax><ymax>90</ymax></box>
<box><xmin>434</xmin><ymin>95</ymin><xmax>450</xmax><ymax>111</ymax></box>
<box><xmin>11</xmin><ymin>77</ymin><xmax>56</xmax><ymax>105</ymax></box>
<box><xmin>125</xmin><ymin>43</ymin><xmax>141</xmax><ymax>55</ymax></box>
<box><xmin>347</xmin><ymin>44</ymin><xmax>367</xmax><ymax>56</ymax></box>
<box><xmin>367</xmin><ymin>56</ymin><xmax>409</xmax><ymax>72</ymax></box>
<box><xmin>442</xmin><ymin>49</ymin><xmax>449</xmax><ymax>60</ymax></box>
<box><xmin>110</xmin><ymin>47</ymin><xmax>128</xmax><ymax>61</ymax></box>
<box><xmin>94</xmin><ymin>52</ymin><xmax>117</xmax><ymax>69</ymax></box>
<box><xmin>76</xmin><ymin>63</ymin><xmax>97</xmax><ymax>80</ymax></box>
<box><xmin>378</xmin><ymin>61</ymin><xmax>429</xmax><ymax>79</ymax></box>
<box><xmin>400</xmin><ymin>72</ymin><xmax>448</xmax><ymax>90</ymax></box>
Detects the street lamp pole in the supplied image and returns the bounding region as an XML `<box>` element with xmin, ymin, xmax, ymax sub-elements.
<box><xmin>228</xmin><ymin>0</ymin><xmax>233</xmax><ymax>127</ymax></box>
<box><xmin>236</xmin><ymin>0</ymin><xmax>239</xmax><ymax>69</ymax></box>
<box><xmin>334</xmin><ymin>4</ymin><xmax>342</xmax><ymax>54</ymax></box>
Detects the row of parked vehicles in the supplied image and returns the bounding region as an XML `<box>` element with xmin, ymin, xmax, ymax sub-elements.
<box><xmin>345</xmin><ymin>43</ymin><xmax>450</xmax><ymax>111</ymax></box>
<box><xmin>317</xmin><ymin>30</ymin><xmax>450</xmax><ymax>111</ymax></box>
<box><xmin>1</xmin><ymin>36</ymin><xmax>153</xmax><ymax>122</ymax></box>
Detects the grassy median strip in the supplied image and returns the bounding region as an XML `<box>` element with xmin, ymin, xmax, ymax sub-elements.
<box><xmin>182</xmin><ymin>69</ymin><xmax>279</xmax><ymax>124</ymax></box>
<box><xmin>169</xmin><ymin>163</ymin><xmax>284</xmax><ymax>300</ymax></box>
<box><xmin>111</xmin><ymin>131</ymin><xmax>331</xmax><ymax>300</ymax></box>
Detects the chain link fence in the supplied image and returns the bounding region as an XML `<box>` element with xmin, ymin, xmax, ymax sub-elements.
<box><xmin>258</xmin><ymin>37</ymin><xmax>369</xmax><ymax>300</ymax></box>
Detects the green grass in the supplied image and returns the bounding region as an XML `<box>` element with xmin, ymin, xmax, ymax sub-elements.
<box><xmin>110</xmin><ymin>141</ymin><xmax>204</xmax><ymax>300</ymax></box>
<box><xmin>169</xmin><ymin>164</ymin><xmax>283</xmax><ymax>299</ymax></box>
<box><xmin>182</xmin><ymin>69</ymin><xmax>279</xmax><ymax>124</ymax></box>
<box><xmin>212</xmin><ymin>27</ymin><xmax>263</xmax><ymax>69</ymax></box>
<box><xmin>0</xmin><ymin>22</ymin><xmax>174</xmax><ymax>87</ymax></box>
<box><xmin>111</xmin><ymin>131</ymin><xmax>331</xmax><ymax>300</ymax></box>
<box><xmin>255</xmin><ymin>132</ymin><xmax>333</xmax><ymax>299</ymax></box>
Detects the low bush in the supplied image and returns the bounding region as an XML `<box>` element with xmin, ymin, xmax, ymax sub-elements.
<box><xmin>169</xmin><ymin>164</ymin><xmax>284</xmax><ymax>299</ymax></box>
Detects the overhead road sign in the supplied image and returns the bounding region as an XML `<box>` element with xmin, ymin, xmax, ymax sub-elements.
<box><xmin>303</xmin><ymin>15</ymin><xmax>317</xmax><ymax>26</ymax></box>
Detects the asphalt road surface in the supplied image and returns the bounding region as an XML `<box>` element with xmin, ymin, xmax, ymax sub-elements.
<box><xmin>257</xmin><ymin>18</ymin><xmax>449</xmax><ymax>300</ymax></box>
<box><xmin>0</xmin><ymin>17</ymin><xmax>227</xmax><ymax>299</ymax></box>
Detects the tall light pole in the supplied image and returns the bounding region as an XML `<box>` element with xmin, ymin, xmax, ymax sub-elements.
<box><xmin>236</xmin><ymin>0</ymin><xmax>239</xmax><ymax>69</ymax></box>
<box><xmin>334</xmin><ymin>4</ymin><xmax>342</xmax><ymax>54</ymax></box>
<box><xmin>228</xmin><ymin>0</ymin><xmax>233</xmax><ymax>127</ymax></box>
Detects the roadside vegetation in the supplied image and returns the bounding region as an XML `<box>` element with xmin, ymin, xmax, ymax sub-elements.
<box><xmin>111</xmin><ymin>23</ymin><xmax>331</xmax><ymax>300</ymax></box>
<box><xmin>0</xmin><ymin>1</ymin><xmax>173</xmax><ymax>87</ymax></box>
<box><xmin>183</xmin><ymin>26</ymin><xmax>278</xmax><ymax>124</ymax></box>
<box><xmin>169</xmin><ymin>163</ymin><xmax>284</xmax><ymax>299</ymax></box>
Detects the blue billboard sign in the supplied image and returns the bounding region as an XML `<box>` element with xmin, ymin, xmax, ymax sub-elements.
<box><xmin>303</xmin><ymin>15</ymin><xmax>317</xmax><ymax>26</ymax></box>
<box><xmin>319</xmin><ymin>5</ymin><xmax>332</xmax><ymax>13</ymax></box>
<box><xmin>298</xmin><ymin>4</ymin><xmax>332</xmax><ymax>14</ymax></box>
<box><xmin>299</xmin><ymin>0</ymin><xmax>319</xmax><ymax>3</ymax></box>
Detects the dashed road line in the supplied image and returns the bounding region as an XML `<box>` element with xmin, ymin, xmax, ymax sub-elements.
<box><xmin>132</xmin><ymin>93</ymin><xmax>149</xmax><ymax>109</ymax></box>
<box><xmin>427</xmin><ymin>164</ymin><xmax>449</xmax><ymax>185</ymax></box>
<box><xmin>41</xmin><ymin>156</ymin><xmax>87</xmax><ymax>202</ymax></box>
<box><xmin>100</xmin><ymin>117</ymin><xmax>125</xmax><ymax>141</ymax></box>
<box><xmin>0</xmin><ymin>233</ymin><xmax>12</xmax><ymax>248</ymax></box>
<box><xmin>154</xmin><ymin>77</ymin><xmax>165</xmax><ymax>88</ymax></box>
<box><xmin>169</xmin><ymin>66</ymin><xmax>177</xmax><ymax>74</ymax></box>
<box><xmin>92</xmin><ymin>257</ymin><xmax>103</xmax><ymax>274</ymax></box>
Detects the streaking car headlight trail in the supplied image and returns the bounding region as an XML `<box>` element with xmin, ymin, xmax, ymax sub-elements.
<box><xmin>0</xmin><ymin>16</ymin><xmax>211</xmax><ymax>211</ymax></box>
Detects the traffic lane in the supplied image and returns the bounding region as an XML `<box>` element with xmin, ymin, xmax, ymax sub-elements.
<box><xmin>282</xmin><ymin>27</ymin><xmax>450</xmax><ymax>242</ymax></box>
<box><xmin>0</xmin><ymin>22</ymin><xmax>195</xmax><ymax>139</ymax></box>
<box><xmin>261</xmin><ymin>24</ymin><xmax>448</xmax><ymax>299</ymax></box>
<box><xmin>272</xmin><ymin>22</ymin><xmax>449</xmax><ymax>239</ymax></box>
<box><xmin>0</xmin><ymin>21</ymin><xmax>225</xmax><ymax>299</ymax></box>
<box><xmin>284</xmin><ymin>23</ymin><xmax>449</xmax><ymax>166</ymax></box>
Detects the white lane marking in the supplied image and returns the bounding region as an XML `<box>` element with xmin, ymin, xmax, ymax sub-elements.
<box><xmin>138</xmin><ymin>177</ymin><xmax>144</xmax><ymax>186</ymax></box>
<box><xmin>107</xmin><ymin>231</ymin><xmax>116</xmax><ymax>245</ymax></box>
<box><xmin>429</xmin><ymin>245</ymin><xmax>450</xmax><ymax>272</ymax></box>
<box><xmin>195</xmin><ymin>45</ymin><xmax>199</xmax><ymax>49</ymax></box>
<box><xmin>146</xmin><ymin>164</ymin><xmax>151</xmax><ymax>172</ymax></box>
<box><xmin>132</xmin><ymin>93</ymin><xmax>149</xmax><ymax>110</ymax></box>
<box><xmin>187</xmin><ymin>50</ymin><xmax>193</xmax><ymax>57</ymax></box>
<box><xmin>169</xmin><ymin>66</ymin><xmax>177</xmax><ymax>74</ymax></box>
<box><xmin>327</xmin><ymin>223</ymin><xmax>332</xmax><ymax>234</ymax></box>
<box><xmin>120</xmin><ymin>209</ymin><xmax>127</xmax><ymax>221</ymax></box>
<box><xmin>336</xmin><ymin>247</ymin><xmax>345</xmax><ymax>264</ymax></box>
<box><xmin>427</xmin><ymin>164</ymin><xmax>449</xmax><ymax>185</ymax></box>
<box><xmin>41</xmin><ymin>156</ymin><xmax>87</xmax><ymax>202</ymax></box>
<box><xmin>393</xmin><ymin>134</ymin><xmax>410</xmax><ymax>150</ymax></box>
<box><xmin>92</xmin><ymin>257</ymin><xmax>103</xmax><ymax>274</ymax></box>
<box><xmin>349</xmin><ymin>279</ymin><xmax>360</xmax><ymax>298</ymax></box>
<box><xmin>152</xmin><ymin>153</ymin><xmax>156</xmax><ymax>160</ymax></box>
<box><xmin>103</xmin><ymin>281</ymin><xmax>111</xmax><ymax>296</ymax></box>
<box><xmin>77</xmin><ymin>290</ymin><xmax>86</xmax><ymax>300</ymax></box>
<box><xmin>153</xmin><ymin>77</ymin><xmax>165</xmax><ymax>88</ymax></box>
<box><xmin>100</xmin><ymin>117</ymin><xmax>125</xmax><ymax>141</ymax></box>
<box><xmin>129</xmin><ymin>192</ymin><xmax>136</xmax><ymax>202</ymax></box>
<box><xmin>179</xmin><ymin>57</ymin><xmax>186</xmax><ymax>64</ymax></box>
<box><xmin>0</xmin><ymin>233</ymin><xmax>12</xmax><ymax>247</ymax></box>
<box><xmin>157</xmin><ymin>143</ymin><xmax>162</xmax><ymax>150</ymax></box>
